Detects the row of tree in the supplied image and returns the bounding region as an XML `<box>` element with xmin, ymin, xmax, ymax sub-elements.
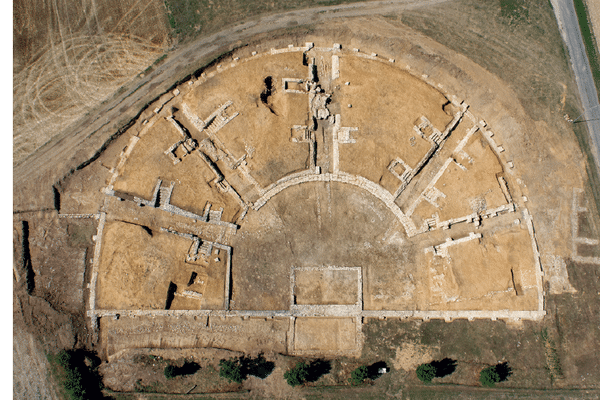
<box><xmin>416</xmin><ymin>358</ymin><xmax>512</xmax><ymax>387</ymax></box>
<box><xmin>164</xmin><ymin>354</ymin><xmax>512</xmax><ymax>388</ymax></box>
<box><xmin>217</xmin><ymin>355</ymin><xmax>387</xmax><ymax>386</ymax></box>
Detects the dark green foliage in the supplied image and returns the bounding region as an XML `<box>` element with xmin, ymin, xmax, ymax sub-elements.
<box><xmin>416</xmin><ymin>358</ymin><xmax>458</xmax><ymax>383</ymax></box>
<box><xmin>479</xmin><ymin>365</ymin><xmax>501</xmax><ymax>387</ymax></box>
<box><xmin>416</xmin><ymin>363</ymin><xmax>436</xmax><ymax>383</ymax></box>
<box><xmin>479</xmin><ymin>362</ymin><xmax>512</xmax><ymax>387</ymax></box>
<box><xmin>574</xmin><ymin>0</ymin><xmax>600</xmax><ymax>102</ymax></box>
<box><xmin>284</xmin><ymin>362</ymin><xmax>310</xmax><ymax>387</ymax></box>
<box><xmin>47</xmin><ymin>350</ymin><xmax>104</xmax><ymax>400</ymax></box>
<box><xmin>219</xmin><ymin>358</ymin><xmax>244</xmax><ymax>383</ymax></box>
<box><xmin>219</xmin><ymin>354</ymin><xmax>275</xmax><ymax>384</ymax></box>
<box><xmin>163</xmin><ymin>361</ymin><xmax>200</xmax><ymax>379</ymax></box>
<box><xmin>162</xmin><ymin>0</ymin><xmax>365</xmax><ymax>41</ymax></box>
<box><xmin>283</xmin><ymin>359</ymin><xmax>331</xmax><ymax>386</ymax></box>
<box><xmin>500</xmin><ymin>0</ymin><xmax>529</xmax><ymax>23</ymax></box>
<box><xmin>349</xmin><ymin>365</ymin><xmax>369</xmax><ymax>385</ymax></box>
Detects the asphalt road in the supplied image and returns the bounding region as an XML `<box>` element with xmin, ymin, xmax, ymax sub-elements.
<box><xmin>551</xmin><ymin>0</ymin><xmax>600</xmax><ymax>173</ymax></box>
<box><xmin>13</xmin><ymin>0</ymin><xmax>449</xmax><ymax>211</ymax></box>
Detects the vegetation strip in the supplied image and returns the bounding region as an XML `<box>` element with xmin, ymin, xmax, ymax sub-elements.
<box><xmin>163</xmin><ymin>0</ymin><xmax>370</xmax><ymax>42</ymax></box>
<box><xmin>573</xmin><ymin>0</ymin><xmax>600</xmax><ymax>103</ymax></box>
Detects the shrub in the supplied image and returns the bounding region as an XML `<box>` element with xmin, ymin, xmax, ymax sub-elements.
<box><xmin>242</xmin><ymin>354</ymin><xmax>275</xmax><ymax>379</ymax></box>
<box><xmin>284</xmin><ymin>362</ymin><xmax>310</xmax><ymax>387</ymax></box>
<box><xmin>47</xmin><ymin>350</ymin><xmax>103</xmax><ymax>400</ymax></box>
<box><xmin>349</xmin><ymin>365</ymin><xmax>369</xmax><ymax>385</ymax></box>
<box><xmin>219</xmin><ymin>354</ymin><xmax>275</xmax><ymax>384</ymax></box>
<box><xmin>480</xmin><ymin>362</ymin><xmax>512</xmax><ymax>387</ymax></box>
<box><xmin>416</xmin><ymin>363</ymin><xmax>436</xmax><ymax>383</ymax></box>
<box><xmin>479</xmin><ymin>365</ymin><xmax>501</xmax><ymax>387</ymax></box>
<box><xmin>219</xmin><ymin>358</ymin><xmax>244</xmax><ymax>383</ymax></box>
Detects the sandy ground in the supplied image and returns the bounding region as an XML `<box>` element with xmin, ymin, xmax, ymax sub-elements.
<box><xmin>13</xmin><ymin>0</ymin><xmax>171</xmax><ymax>166</ymax></box>
<box><xmin>13</xmin><ymin>0</ymin><xmax>600</xmax><ymax>396</ymax></box>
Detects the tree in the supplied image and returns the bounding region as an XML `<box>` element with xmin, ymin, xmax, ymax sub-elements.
<box><xmin>219</xmin><ymin>358</ymin><xmax>244</xmax><ymax>383</ymax></box>
<box><xmin>284</xmin><ymin>362</ymin><xmax>310</xmax><ymax>387</ymax></box>
<box><xmin>164</xmin><ymin>365</ymin><xmax>177</xmax><ymax>380</ymax></box>
<box><xmin>218</xmin><ymin>355</ymin><xmax>275</xmax><ymax>383</ymax></box>
<box><xmin>416</xmin><ymin>363</ymin><xmax>436</xmax><ymax>383</ymax></box>
<box><xmin>242</xmin><ymin>354</ymin><xmax>275</xmax><ymax>379</ymax></box>
<box><xmin>349</xmin><ymin>365</ymin><xmax>369</xmax><ymax>385</ymax></box>
<box><xmin>479</xmin><ymin>362</ymin><xmax>512</xmax><ymax>387</ymax></box>
<box><xmin>479</xmin><ymin>365</ymin><xmax>501</xmax><ymax>387</ymax></box>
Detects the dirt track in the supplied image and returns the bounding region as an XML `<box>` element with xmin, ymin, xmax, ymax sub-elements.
<box><xmin>13</xmin><ymin>0</ymin><xmax>450</xmax><ymax>212</ymax></box>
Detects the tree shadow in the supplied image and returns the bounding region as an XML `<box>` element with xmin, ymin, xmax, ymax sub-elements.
<box><xmin>306</xmin><ymin>359</ymin><xmax>331</xmax><ymax>382</ymax></box>
<box><xmin>367</xmin><ymin>361</ymin><xmax>388</xmax><ymax>380</ymax></box>
<box><xmin>166</xmin><ymin>361</ymin><xmax>200</xmax><ymax>379</ymax></box>
<box><xmin>178</xmin><ymin>361</ymin><xmax>201</xmax><ymax>375</ymax></box>
<box><xmin>58</xmin><ymin>349</ymin><xmax>107</xmax><ymax>399</ymax></box>
<box><xmin>431</xmin><ymin>358</ymin><xmax>457</xmax><ymax>378</ymax></box>
<box><xmin>495</xmin><ymin>362</ymin><xmax>512</xmax><ymax>382</ymax></box>
<box><xmin>241</xmin><ymin>354</ymin><xmax>275</xmax><ymax>379</ymax></box>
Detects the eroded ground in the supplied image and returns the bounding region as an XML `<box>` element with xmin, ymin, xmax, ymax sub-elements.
<box><xmin>72</xmin><ymin>43</ymin><xmax>552</xmax><ymax>360</ymax></box>
<box><xmin>14</xmin><ymin>1</ymin><xmax>600</xmax><ymax>395</ymax></box>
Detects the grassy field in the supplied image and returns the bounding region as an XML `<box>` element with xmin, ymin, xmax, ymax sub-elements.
<box><xmin>163</xmin><ymin>0</ymin><xmax>369</xmax><ymax>42</ymax></box>
<box><xmin>574</xmin><ymin>0</ymin><xmax>600</xmax><ymax>103</ymax></box>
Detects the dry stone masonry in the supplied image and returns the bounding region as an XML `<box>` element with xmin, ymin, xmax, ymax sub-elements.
<box><xmin>86</xmin><ymin>43</ymin><xmax>550</xmax><ymax>353</ymax></box>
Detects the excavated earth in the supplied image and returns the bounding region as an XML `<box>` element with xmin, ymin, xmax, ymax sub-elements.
<box><xmin>13</xmin><ymin>1</ymin><xmax>600</xmax><ymax>398</ymax></box>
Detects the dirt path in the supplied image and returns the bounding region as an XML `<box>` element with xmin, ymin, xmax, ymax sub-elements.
<box><xmin>13</xmin><ymin>0</ymin><xmax>449</xmax><ymax>212</ymax></box>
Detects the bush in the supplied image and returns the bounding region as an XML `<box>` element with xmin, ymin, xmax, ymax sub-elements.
<box><xmin>242</xmin><ymin>354</ymin><xmax>275</xmax><ymax>379</ymax></box>
<box><xmin>219</xmin><ymin>358</ymin><xmax>244</xmax><ymax>383</ymax></box>
<box><xmin>349</xmin><ymin>365</ymin><xmax>369</xmax><ymax>385</ymax></box>
<box><xmin>479</xmin><ymin>366</ymin><xmax>501</xmax><ymax>387</ymax></box>
<box><xmin>47</xmin><ymin>350</ymin><xmax>104</xmax><ymax>400</ymax></box>
<box><xmin>284</xmin><ymin>362</ymin><xmax>310</xmax><ymax>387</ymax></box>
<box><xmin>479</xmin><ymin>362</ymin><xmax>512</xmax><ymax>387</ymax></box>
<box><xmin>283</xmin><ymin>359</ymin><xmax>331</xmax><ymax>386</ymax></box>
<box><xmin>416</xmin><ymin>363</ymin><xmax>436</xmax><ymax>383</ymax></box>
<box><xmin>219</xmin><ymin>354</ymin><xmax>276</xmax><ymax>384</ymax></box>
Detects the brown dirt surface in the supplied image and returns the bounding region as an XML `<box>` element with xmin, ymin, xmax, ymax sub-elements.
<box><xmin>294</xmin><ymin>268</ymin><xmax>359</xmax><ymax>305</ymax></box>
<box><xmin>13</xmin><ymin>324</ymin><xmax>60</xmax><ymax>400</ymax></box>
<box><xmin>13</xmin><ymin>0</ymin><xmax>171</xmax><ymax>166</ymax></box>
<box><xmin>294</xmin><ymin>317</ymin><xmax>358</xmax><ymax>353</ymax></box>
<box><xmin>13</xmin><ymin>0</ymin><xmax>600</xmax><ymax>398</ymax></box>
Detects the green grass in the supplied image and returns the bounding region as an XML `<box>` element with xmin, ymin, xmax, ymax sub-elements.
<box><xmin>46</xmin><ymin>350</ymin><xmax>104</xmax><ymax>400</ymax></box>
<box><xmin>540</xmin><ymin>328</ymin><xmax>563</xmax><ymax>382</ymax></box>
<box><xmin>143</xmin><ymin>54</ymin><xmax>168</xmax><ymax>75</ymax></box>
<box><xmin>572</xmin><ymin>0</ymin><xmax>600</xmax><ymax>217</ymax></box>
<box><xmin>500</xmin><ymin>0</ymin><xmax>529</xmax><ymax>23</ymax></box>
<box><xmin>574</xmin><ymin>0</ymin><xmax>600</xmax><ymax>104</ymax></box>
<box><xmin>162</xmin><ymin>0</ymin><xmax>370</xmax><ymax>42</ymax></box>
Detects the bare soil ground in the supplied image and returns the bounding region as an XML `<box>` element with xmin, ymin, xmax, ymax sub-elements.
<box><xmin>13</xmin><ymin>0</ymin><xmax>600</xmax><ymax>399</ymax></box>
<box><xmin>13</xmin><ymin>0</ymin><xmax>171</xmax><ymax>166</ymax></box>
